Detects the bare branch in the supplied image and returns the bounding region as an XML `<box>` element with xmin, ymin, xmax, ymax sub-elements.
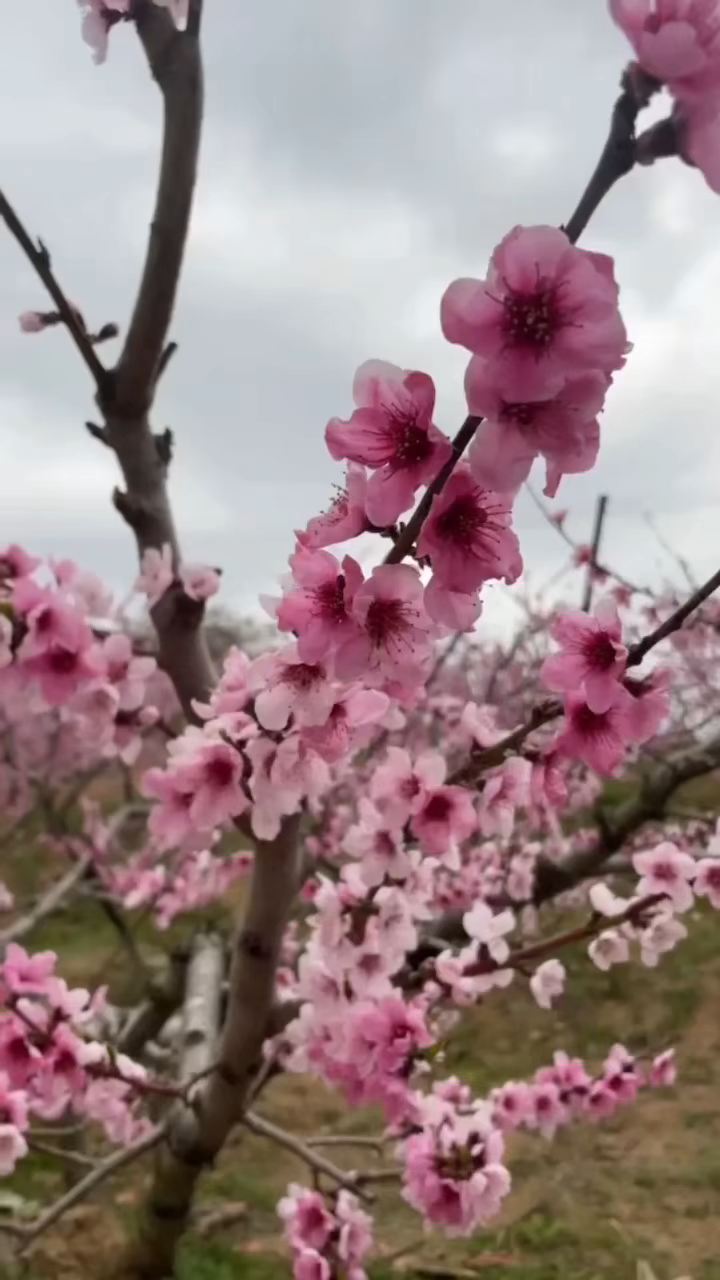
<box><xmin>243</xmin><ymin>1111</ymin><xmax>373</xmax><ymax>1199</ymax></box>
<box><xmin>17</xmin><ymin>1126</ymin><xmax>165</xmax><ymax>1251</ymax></box>
<box><xmin>180</xmin><ymin>934</ymin><xmax>224</xmax><ymax>1087</ymax></box>
<box><xmin>118</xmin><ymin>947</ymin><xmax>191</xmax><ymax>1059</ymax></box>
<box><xmin>581</xmin><ymin>493</ymin><xmax>608</xmax><ymax>611</ymax></box>
<box><xmin>0</xmin><ymin>190</ymin><xmax>110</xmax><ymax>394</ymax></box>
<box><xmin>115</xmin><ymin>3</ymin><xmax>203</xmax><ymax>412</ymax></box>
<box><xmin>0</xmin><ymin>855</ymin><xmax>92</xmax><ymax>948</ymax></box>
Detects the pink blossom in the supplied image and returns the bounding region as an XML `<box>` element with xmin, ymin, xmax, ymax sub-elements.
<box><xmin>19</xmin><ymin>311</ymin><xmax>52</xmax><ymax>334</ymax></box>
<box><xmin>463</xmin><ymin>902</ymin><xmax>515</xmax><ymax>965</ymax></box>
<box><xmin>555</xmin><ymin>692</ymin><xmax>633</xmax><ymax>775</ymax></box>
<box><xmin>423</xmin><ymin>576</ymin><xmax>482</xmax><ymax>632</ymax></box>
<box><xmin>411</xmin><ymin>784</ymin><xmax>476</xmax><ymax>858</ymax></box>
<box><xmin>180</xmin><ymin>563</ymin><xmax>221</xmax><ymax>602</ymax></box>
<box><xmin>638</xmin><ymin>908</ymin><xmax>688</xmax><ymax>966</ymax></box>
<box><xmin>79</xmin><ymin>0</ymin><xmax>132</xmax><ymax>63</ymax></box>
<box><xmin>478</xmin><ymin>757</ymin><xmax>532</xmax><ymax>839</ymax></box>
<box><xmin>277</xmin><ymin>549</ymin><xmax>364</xmax><ymax>664</ymax></box>
<box><xmin>417</xmin><ymin>466</ymin><xmax>522</xmax><ymax>595</ymax></box>
<box><xmin>3</xmin><ymin>944</ymin><xmax>56</xmax><ymax>997</ymax></box>
<box><xmin>681</xmin><ymin>96</ymin><xmax>720</xmax><ymax>192</ymax></box>
<box><xmin>649</xmin><ymin>1048</ymin><xmax>677</xmax><ymax>1088</ymax></box>
<box><xmin>370</xmin><ymin>747</ymin><xmax>445</xmax><ymax>826</ymax></box>
<box><xmin>0</xmin><ymin>545</ymin><xmax>39</xmax><ymax>583</ymax></box>
<box><xmin>541</xmin><ymin>597</ymin><xmax>627</xmax><ymax>713</ymax></box>
<box><xmin>609</xmin><ymin>0</ymin><xmax>720</xmax><ymax>103</ymax></box>
<box><xmin>135</xmin><ymin>544</ymin><xmax>174</xmax><ymax>605</ymax></box>
<box><xmin>633</xmin><ymin>841</ymin><xmax>696</xmax><ymax>912</ymax></box>
<box><xmin>101</xmin><ymin>633</ymin><xmax>155</xmax><ymax>712</ymax></box>
<box><xmin>530</xmin><ymin>959</ymin><xmax>566</xmax><ymax>1010</ymax></box>
<box><xmin>441</xmin><ymin>225</ymin><xmax>629</xmax><ymax>401</ymax></box>
<box><xmin>249</xmin><ymin>648</ymin><xmax>336</xmax><ymax>731</ymax></box>
<box><xmin>401</xmin><ymin>1107</ymin><xmax>511</xmax><ymax>1234</ymax></box>
<box><xmin>278</xmin><ymin>1184</ymin><xmax>335</xmax><ymax>1251</ymax></box>
<box><xmin>466</xmin><ymin>369</ymin><xmax>606</xmax><ymax>498</ymax></box>
<box><xmin>490</xmin><ymin>1081</ymin><xmax>534</xmax><ymax>1132</ymax></box>
<box><xmin>621</xmin><ymin>669</ymin><xmax>671</xmax><ymax>742</ymax></box>
<box><xmin>297</xmin><ymin>465</ymin><xmax>371</xmax><ymax>549</ymax></box>
<box><xmin>525</xmin><ymin>1081</ymin><xmax>568</xmax><ymax>1138</ymax></box>
<box><xmin>693</xmin><ymin>856</ymin><xmax>720</xmax><ymax>908</ymax></box>
<box><xmin>335</xmin><ymin>1190</ymin><xmax>374</xmax><ymax>1272</ymax></box>
<box><xmin>326</xmin><ymin>361</ymin><xmax>452</xmax><ymax>525</ymax></box>
<box><xmin>301</xmin><ymin>687</ymin><xmax>389</xmax><ymax>763</ymax></box>
<box><xmin>336</xmin><ymin>564</ymin><xmax>434</xmax><ymax>688</ymax></box>
<box><xmin>588</xmin><ymin>929</ymin><xmax>630</xmax><ymax>970</ymax></box>
<box><xmin>349</xmin><ymin>996</ymin><xmax>433</xmax><ymax>1079</ymax></box>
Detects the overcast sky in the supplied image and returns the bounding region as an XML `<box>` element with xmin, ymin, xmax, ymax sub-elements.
<box><xmin>3</xmin><ymin>1</ymin><xmax>720</xmax><ymax>633</ymax></box>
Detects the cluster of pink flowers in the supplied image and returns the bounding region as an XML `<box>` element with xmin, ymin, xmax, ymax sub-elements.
<box><xmin>540</xmin><ymin>596</ymin><xmax>670</xmax><ymax>774</ymax></box>
<box><xmin>490</xmin><ymin>1044</ymin><xmax>676</xmax><ymax>1140</ymax></box>
<box><xmin>442</xmin><ymin>224</ymin><xmax>629</xmax><ymax>500</ymax></box>
<box><xmin>278</xmin><ymin>1184</ymin><xmax>374</xmax><ymax>1280</ymax></box>
<box><xmin>610</xmin><ymin>0</ymin><xmax>720</xmax><ymax>193</ymax></box>
<box><xmin>0</xmin><ymin>944</ymin><xmax>151</xmax><ymax>1172</ymax></box>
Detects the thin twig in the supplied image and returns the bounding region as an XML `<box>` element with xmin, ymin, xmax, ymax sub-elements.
<box><xmin>27</xmin><ymin>1139</ymin><xmax>97</xmax><ymax>1170</ymax></box>
<box><xmin>581</xmin><ymin>493</ymin><xmax>608</xmax><ymax>611</ymax></box>
<box><xmin>18</xmin><ymin>1125</ymin><xmax>165</xmax><ymax>1250</ymax></box>
<box><xmin>0</xmin><ymin>190</ymin><xmax>110</xmax><ymax>393</ymax></box>
<box><xmin>243</xmin><ymin>1111</ymin><xmax>374</xmax><ymax>1201</ymax></box>
<box><xmin>0</xmin><ymin>855</ymin><xmax>92</xmax><ymax>948</ymax></box>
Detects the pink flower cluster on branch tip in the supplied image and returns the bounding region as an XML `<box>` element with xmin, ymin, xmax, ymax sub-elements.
<box><xmin>279</xmin><ymin>1184</ymin><xmax>374</xmax><ymax>1280</ymax></box>
<box><xmin>609</xmin><ymin>0</ymin><xmax>720</xmax><ymax>193</ymax></box>
<box><xmin>442</xmin><ymin>225</ymin><xmax>629</xmax><ymax>499</ymax></box>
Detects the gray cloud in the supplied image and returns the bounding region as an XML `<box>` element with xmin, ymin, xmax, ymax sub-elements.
<box><xmin>2</xmin><ymin>0</ymin><xmax>720</xmax><ymax>630</ymax></box>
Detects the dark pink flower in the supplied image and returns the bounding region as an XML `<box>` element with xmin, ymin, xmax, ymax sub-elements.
<box><xmin>541</xmin><ymin>597</ymin><xmax>627</xmax><ymax>713</ymax></box>
<box><xmin>249</xmin><ymin>648</ymin><xmax>336</xmax><ymax>731</ymax></box>
<box><xmin>466</xmin><ymin>369</ymin><xmax>606</xmax><ymax>498</ymax></box>
<box><xmin>679</xmin><ymin>95</ymin><xmax>720</xmax><ymax>191</ymax></box>
<box><xmin>442</xmin><ymin>226</ymin><xmax>629</xmax><ymax>400</ymax></box>
<box><xmin>410</xmin><ymin>784</ymin><xmax>476</xmax><ymax>858</ymax></box>
<box><xmin>417</xmin><ymin>465</ymin><xmax>522</xmax><ymax>595</ymax></box>
<box><xmin>277</xmin><ymin>549</ymin><xmax>364</xmax><ymax>664</ymax></box>
<box><xmin>621</xmin><ymin>668</ymin><xmax>670</xmax><ymax>741</ymax></box>
<box><xmin>336</xmin><ymin>564</ymin><xmax>434</xmax><ymax>687</ymax></box>
<box><xmin>555</xmin><ymin>692</ymin><xmax>632</xmax><ymax>775</ymax></box>
<box><xmin>694</xmin><ymin>856</ymin><xmax>720</xmax><ymax>908</ymax></box>
<box><xmin>296</xmin><ymin>465</ymin><xmax>370</xmax><ymax>549</ymax></box>
<box><xmin>326</xmin><ymin>360</ymin><xmax>452</xmax><ymax>525</ymax></box>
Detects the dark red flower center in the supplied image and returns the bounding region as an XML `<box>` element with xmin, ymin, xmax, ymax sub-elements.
<box><xmin>205</xmin><ymin>755</ymin><xmax>236</xmax><ymax>788</ymax></box>
<box><xmin>283</xmin><ymin>662</ymin><xmax>323</xmax><ymax>690</ymax></box>
<box><xmin>365</xmin><ymin>597</ymin><xmax>412</xmax><ymax>649</ymax></box>
<box><xmin>503</xmin><ymin>284</ymin><xmax>564</xmax><ymax>351</ymax></box>
<box><xmin>387</xmin><ymin>406</ymin><xmax>433</xmax><ymax>469</ymax></box>
<box><xmin>422</xmin><ymin>791</ymin><xmax>452</xmax><ymax>823</ymax></box>
<box><xmin>313</xmin><ymin>576</ymin><xmax>348</xmax><ymax>625</ymax></box>
<box><xmin>48</xmin><ymin>647</ymin><xmax>79</xmax><ymax>675</ymax></box>
<box><xmin>572</xmin><ymin>703</ymin><xmax>610</xmax><ymax>737</ymax></box>
<box><xmin>582</xmin><ymin>631</ymin><xmax>618</xmax><ymax>671</ymax></box>
<box><xmin>500</xmin><ymin>400</ymin><xmax>541</xmax><ymax>427</ymax></box>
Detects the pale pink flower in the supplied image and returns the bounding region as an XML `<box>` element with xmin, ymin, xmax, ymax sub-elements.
<box><xmin>297</xmin><ymin>465</ymin><xmax>370</xmax><ymax>549</ymax></box>
<box><xmin>423</xmin><ymin>575</ymin><xmax>482</xmax><ymax>632</ymax></box>
<box><xmin>277</xmin><ymin>549</ymin><xmax>364</xmax><ymax>664</ymax></box>
<box><xmin>588</xmin><ymin>929</ymin><xmax>630</xmax><ymax>970</ymax></box>
<box><xmin>180</xmin><ymin>563</ymin><xmax>221</xmax><ymax>602</ymax></box>
<box><xmin>370</xmin><ymin>747</ymin><xmax>445</xmax><ymax>826</ymax></box>
<box><xmin>693</xmin><ymin>856</ymin><xmax>720</xmax><ymax>908</ymax></box>
<box><xmin>442</xmin><ymin>225</ymin><xmax>629</xmax><ymax>400</ymax></box>
<box><xmin>101</xmin><ymin>633</ymin><xmax>156</xmax><ymax>712</ymax></box>
<box><xmin>541</xmin><ymin>597</ymin><xmax>627</xmax><ymax>713</ymax></box>
<box><xmin>467</xmin><ymin>369</ymin><xmax>606</xmax><ymax>498</ymax></box>
<box><xmin>478</xmin><ymin>757</ymin><xmax>532</xmax><ymax>839</ymax></box>
<box><xmin>19</xmin><ymin>311</ymin><xmax>51</xmax><ymax>333</ymax></box>
<box><xmin>335</xmin><ymin>1190</ymin><xmax>374</xmax><ymax>1271</ymax></box>
<box><xmin>336</xmin><ymin>564</ymin><xmax>434</xmax><ymax>687</ymax></box>
<box><xmin>490</xmin><ymin>1081</ymin><xmax>534</xmax><ymax>1132</ymax></box>
<box><xmin>649</xmin><ymin>1048</ymin><xmax>677</xmax><ymax>1088</ymax></box>
<box><xmin>326</xmin><ymin>361</ymin><xmax>452</xmax><ymax>525</ymax></box>
<box><xmin>135</xmin><ymin>544</ymin><xmax>174</xmax><ymax>605</ymax></box>
<box><xmin>609</xmin><ymin>0</ymin><xmax>720</xmax><ymax>102</ymax></box>
<box><xmin>530</xmin><ymin>959</ymin><xmax>566</xmax><ymax>1010</ymax></box>
<box><xmin>555</xmin><ymin>692</ymin><xmax>632</xmax><ymax>775</ymax></box>
<box><xmin>417</xmin><ymin>465</ymin><xmax>522</xmax><ymax>594</ymax></box>
<box><xmin>525</xmin><ymin>1081</ymin><xmax>568</xmax><ymax>1138</ymax></box>
<box><xmin>79</xmin><ymin>0</ymin><xmax>131</xmax><ymax>63</ymax></box>
<box><xmin>638</xmin><ymin>908</ymin><xmax>688</xmax><ymax>966</ymax></box>
<box><xmin>402</xmin><ymin>1108</ymin><xmax>511</xmax><ymax>1234</ymax></box>
<box><xmin>301</xmin><ymin>687</ymin><xmax>389</xmax><ymax>763</ymax></box>
<box><xmin>621</xmin><ymin>669</ymin><xmax>671</xmax><ymax>742</ymax></box>
<box><xmin>249</xmin><ymin>648</ymin><xmax>336</xmax><ymax>731</ymax></box>
<box><xmin>463</xmin><ymin>902</ymin><xmax>515</xmax><ymax>965</ymax></box>
<box><xmin>589</xmin><ymin>882</ymin><xmax>629</xmax><ymax>917</ymax></box>
<box><xmin>633</xmin><ymin>841</ymin><xmax>696</xmax><ymax>912</ymax></box>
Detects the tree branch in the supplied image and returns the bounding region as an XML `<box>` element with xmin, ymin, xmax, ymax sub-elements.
<box><xmin>114</xmin><ymin>2</ymin><xmax>203</xmax><ymax>412</ymax></box>
<box><xmin>0</xmin><ymin>190</ymin><xmax>110</xmax><ymax>395</ymax></box>
<box><xmin>243</xmin><ymin>1111</ymin><xmax>373</xmax><ymax>1199</ymax></box>
<box><xmin>0</xmin><ymin>855</ymin><xmax>92</xmax><ymax>949</ymax></box>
